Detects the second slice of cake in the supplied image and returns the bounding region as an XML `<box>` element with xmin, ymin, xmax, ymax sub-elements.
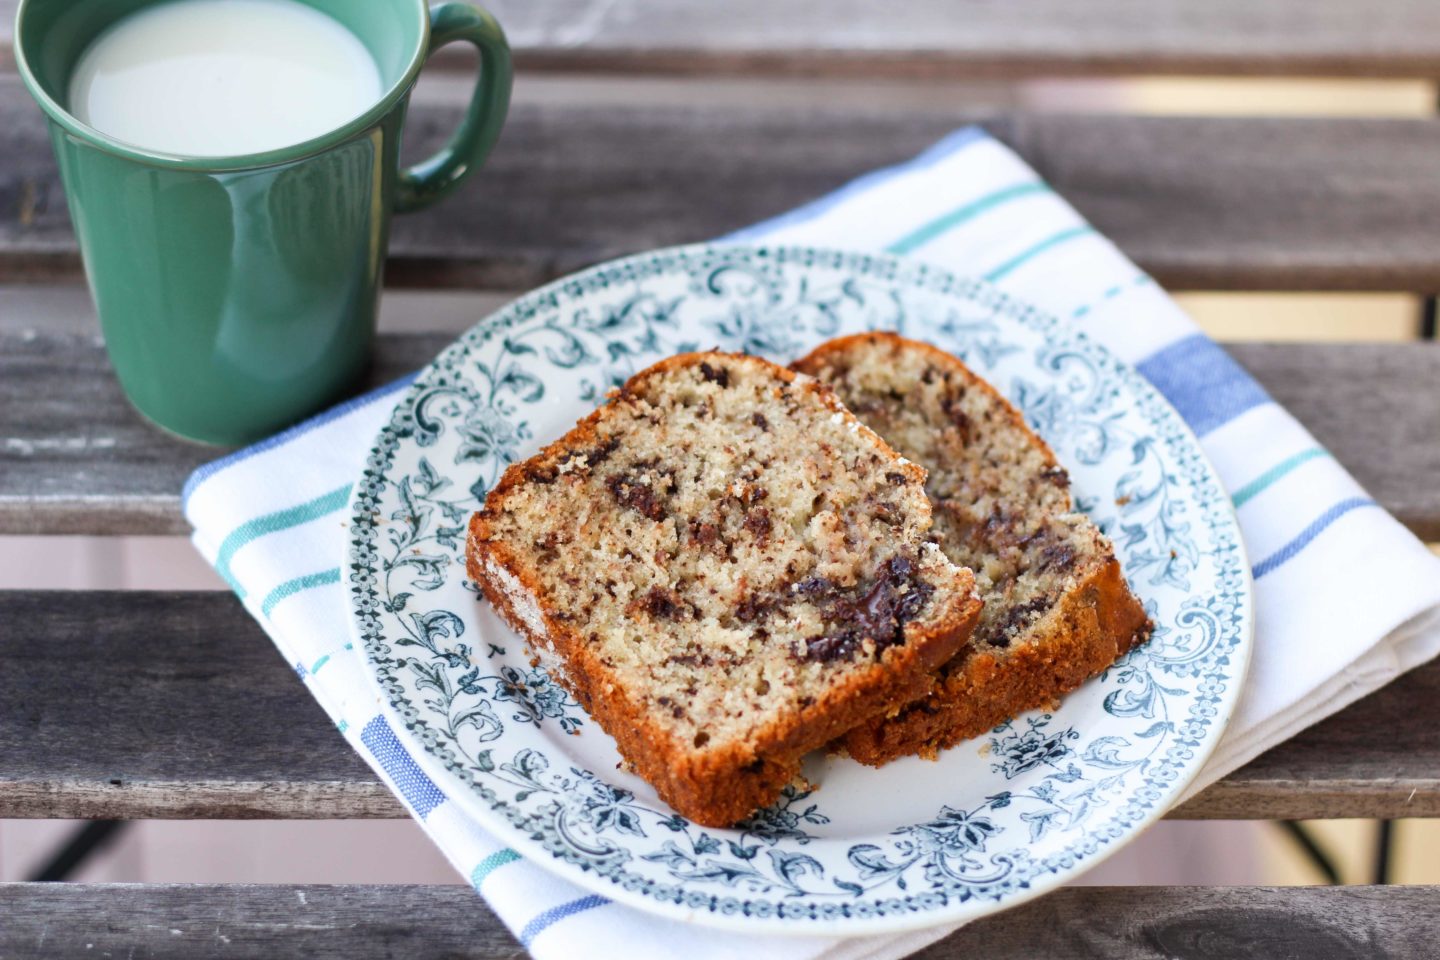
<box><xmin>468</xmin><ymin>352</ymin><xmax>981</xmax><ymax>826</ymax></box>
<box><xmin>794</xmin><ymin>333</ymin><xmax>1153</xmax><ymax>765</ymax></box>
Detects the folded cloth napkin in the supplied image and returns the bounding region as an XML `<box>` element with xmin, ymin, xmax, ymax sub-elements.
<box><xmin>185</xmin><ymin>125</ymin><xmax>1440</xmax><ymax>958</ymax></box>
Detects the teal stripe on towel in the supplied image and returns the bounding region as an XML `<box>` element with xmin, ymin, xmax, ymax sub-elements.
<box><xmin>309</xmin><ymin>642</ymin><xmax>353</xmax><ymax>676</ymax></box>
<box><xmin>884</xmin><ymin>182</ymin><xmax>1049</xmax><ymax>255</ymax></box>
<box><xmin>215</xmin><ymin>484</ymin><xmax>352</xmax><ymax>598</ymax></box>
<box><xmin>260</xmin><ymin>567</ymin><xmax>341</xmax><ymax>618</ymax></box>
<box><xmin>471</xmin><ymin>848</ymin><xmax>522</xmax><ymax>888</ymax></box>
<box><xmin>985</xmin><ymin>225</ymin><xmax>1097</xmax><ymax>281</ymax></box>
<box><xmin>1232</xmin><ymin>448</ymin><xmax>1331</xmax><ymax>509</ymax></box>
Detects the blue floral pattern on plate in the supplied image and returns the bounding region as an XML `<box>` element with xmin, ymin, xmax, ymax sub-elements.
<box><xmin>346</xmin><ymin>244</ymin><xmax>1252</xmax><ymax>935</ymax></box>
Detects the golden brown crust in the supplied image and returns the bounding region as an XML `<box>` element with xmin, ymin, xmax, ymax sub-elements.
<box><xmin>793</xmin><ymin>333</ymin><xmax>1153</xmax><ymax>766</ymax></box>
<box><xmin>840</xmin><ymin>555</ymin><xmax>1150</xmax><ymax>765</ymax></box>
<box><xmin>468</xmin><ymin>351</ymin><xmax>982</xmax><ymax>826</ymax></box>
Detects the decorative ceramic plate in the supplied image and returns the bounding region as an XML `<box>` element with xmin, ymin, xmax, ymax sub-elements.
<box><xmin>345</xmin><ymin>244</ymin><xmax>1252</xmax><ymax>935</ymax></box>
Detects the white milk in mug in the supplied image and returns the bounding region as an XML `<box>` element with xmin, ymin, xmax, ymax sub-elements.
<box><xmin>68</xmin><ymin>0</ymin><xmax>384</xmax><ymax>157</ymax></box>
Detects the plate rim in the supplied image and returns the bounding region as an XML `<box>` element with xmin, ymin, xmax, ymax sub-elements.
<box><xmin>344</xmin><ymin>241</ymin><xmax>1255</xmax><ymax>935</ymax></box>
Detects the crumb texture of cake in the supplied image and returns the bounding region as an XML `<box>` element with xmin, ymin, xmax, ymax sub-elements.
<box><xmin>793</xmin><ymin>332</ymin><xmax>1153</xmax><ymax>766</ymax></box>
<box><xmin>468</xmin><ymin>351</ymin><xmax>981</xmax><ymax>826</ymax></box>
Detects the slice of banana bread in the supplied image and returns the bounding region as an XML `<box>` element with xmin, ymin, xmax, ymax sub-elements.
<box><xmin>793</xmin><ymin>333</ymin><xmax>1152</xmax><ymax>765</ymax></box>
<box><xmin>467</xmin><ymin>352</ymin><xmax>982</xmax><ymax>826</ymax></box>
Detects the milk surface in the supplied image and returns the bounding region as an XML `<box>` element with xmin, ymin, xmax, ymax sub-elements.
<box><xmin>68</xmin><ymin>0</ymin><xmax>384</xmax><ymax>157</ymax></box>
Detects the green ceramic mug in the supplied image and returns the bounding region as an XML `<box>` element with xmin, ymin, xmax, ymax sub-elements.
<box><xmin>15</xmin><ymin>0</ymin><xmax>512</xmax><ymax>445</ymax></box>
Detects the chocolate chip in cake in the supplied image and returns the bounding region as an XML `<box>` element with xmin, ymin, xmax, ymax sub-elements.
<box><xmin>743</xmin><ymin>507</ymin><xmax>772</xmax><ymax>539</ymax></box>
<box><xmin>1041</xmin><ymin>465</ymin><xmax>1070</xmax><ymax>488</ymax></box>
<box><xmin>698</xmin><ymin>361</ymin><xmax>729</xmax><ymax>387</ymax></box>
<box><xmin>606</xmin><ymin>474</ymin><xmax>665</xmax><ymax>521</ymax></box>
<box><xmin>639</xmin><ymin>586</ymin><xmax>683</xmax><ymax>621</ymax></box>
<box><xmin>584</xmin><ymin>436</ymin><xmax>622</xmax><ymax>468</ymax></box>
<box><xmin>689</xmin><ymin>519</ymin><xmax>719</xmax><ymax>546</ymax></box>
<box><xmin>803</xmin><ymin>555</ymin><xmax>934</xmax><ymax>662</ymax></box>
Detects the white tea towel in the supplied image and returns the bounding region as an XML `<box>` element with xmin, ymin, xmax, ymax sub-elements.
<box><xmin>185</xmin><ymin>125</ymin><xmax>1440</xmax><ymax>958</ymax></box>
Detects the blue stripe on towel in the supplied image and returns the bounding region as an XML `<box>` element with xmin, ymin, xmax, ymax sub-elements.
<box><xmin>360</xmin><ymin>715</ymin><xmax>446</xmax><ymax>819</ymax></box>
<box><xmin>1135</xmin><ymin>334</ymin><xmax>1271</xmax><ymax>438</ymax></box>
<box><xmin>181</xmin><ymin>373</ymin><xmax>419</xmax><ymax>507</ymax></box>
<box><xmin>719</xmin><ymin>126</ymin><xmax>990</xmax><ymax>244</ymax></box>
<box><xmin>1252</xmin><ymin>498</ymin><xmax>1378</xmax><ymax>579</ymax></box>
<box><xmin>519</xmin><ymin>895</ymin><xmax>610</xmax><ymax>947</ymax></box>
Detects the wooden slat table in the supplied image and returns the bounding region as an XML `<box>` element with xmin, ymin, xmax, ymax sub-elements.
<box><xmin>6</xmin><ymin>2</ymin><xmax>1440</xmax><ymax>955</ymax></box>
<box><xmin>4</xmin><ymin>884</ymin><xmax>1439</xmax><ymax>958</ymax></box>
<box><xmin>9</xmin><ymin>80</ymin><xmax>1440</xmax><ymax>293</ymax></box>
<box><xmin>4</xmin><ymin>585</ymin><xmax>1440</xmax><ymax>823</ymax></box>
<box><xmin>5</xmin><ymin>335</ymin><xmax>1439</xmax><ymax>538</ymax></box>
<box><xmin>8</xmin><ymin>0</ymin><xmax>1440</xmax><ymax>78</ymax></box>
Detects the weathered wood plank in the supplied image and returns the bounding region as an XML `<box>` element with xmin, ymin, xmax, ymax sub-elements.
<box><xmin>7</xmin><ymin>80</ymin><xmax>1440</xmax><ymax>291</ymax></box>
<box><xmin>0</xmin><ymin>330</ymin><xmax>432</xmax><ymax>537</ymax></box>
<box><xmin>0</xmin><ymin>884</ymin><xmax>516</xmax><ymax>959</ymax></box>
<box><xmin>1</xmin><ymin>884</ymin><xmax>1438</xmax><ymax>959</ymax></box>
<box><xmin>0</xmin><ymin>591</ymin><xmax>399</xmax><ymax>819</ymax></box>
<box><xmin>3</xmin><ymin>588</ymin><xmax>1439</xmax><ymax>821</ymax></box>
<box><xmin>4</xmin><ymin>334</ymin><xmax>1438</xmax><ymax>540</ymax></box>
<box><xmin>9</xmin><ymin>0</ymin><xmax>1440</xmax><ymax>78</ymax></box>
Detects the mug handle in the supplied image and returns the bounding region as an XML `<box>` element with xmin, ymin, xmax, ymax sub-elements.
<box><xmin>395</xmin><ymin>2</ymin><xmax>512</xmax><ymax>213</ymax></box>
